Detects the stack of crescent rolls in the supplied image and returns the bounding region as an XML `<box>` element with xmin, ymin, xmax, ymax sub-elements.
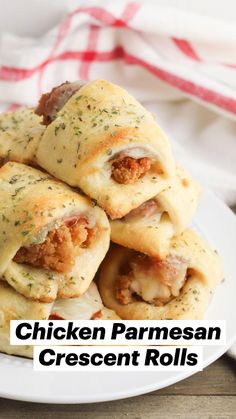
<box><xmin>0</xmin><ymin>80</ymin><xmax>223</xmax><ymax>358</ymax></box>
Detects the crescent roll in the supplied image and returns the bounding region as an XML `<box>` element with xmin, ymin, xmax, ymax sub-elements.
<box><xmin>0</xmin><ymin>108</ymin><xmax>44</xmax><ymax>166</ymax></box>
<box><xmin>46</xmin><ymin>282</ymin><xmax>120</xmax><ymax>322</ymax></box>
<box><xmin>0</xmin><ymin>281</ymin><xmax>52</xmax><ymax>358</ymax></box>
<box><xmin>111</xmin><ymin>165</ymin><xmax>201</xmax><ymax>258</ymax></box>
<box><xmin>0</xmin><ymin>162</ymin><xmax>110</xmax><ymax>302</ymax></box>
<box><xmin>0</xmin><ymin>281</ymin><xmax>119</xmax><ymax>358</ymax></box>
<box><xmin>99</xmin><ymin>229</ymin><xmax>223</xmax><ymax>320</ymax></box>
<box><xmin>35</xmin><ymin>80</ymin><xmax>175</xmax><ymax>218</ymax></box>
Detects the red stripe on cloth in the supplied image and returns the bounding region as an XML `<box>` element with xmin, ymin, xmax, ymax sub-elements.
<box><xmin>73</xmin><ymin>7</ymin><xmax>120</xmax><ymax>26</ymax></box>
<box><xmin>69</xmin><ymin>5</ymin><xmax>139</xmax><ymax>27</ymax></box>
<box><xmin>172</xmin><ymin>38</ymin><xmax>201</xmax><ymax>62</ymax></box>
<box><xmin>6</xmin><ymin>103</ymin><xmax>22</xmax><ymax>112</ymax></box>
<box><xmin>124</xmin><ymin>54</ymin><xmax>236</xmax><ymax>114</ymax></box>
<box><xmin>1</xmin><ymin>46</ymin><xmax>235</xmax><ymax>115</ymax></box>
<box><xmin>78</xmin><ymin>2</ymin><xmax>139</xmax><ymax>79</ymax></box>
<box><xmin>51</xmin><ymin>15</ymin><xmax>73</xmax><ymax>55</ymax></box>
<box><xmin>55</xmin><ymin>47</ymin><xmax>236</xmax><ymax>114</ymax></box>
<box><xmin>121</xmin><ymin>2</ymin><xmax>140</xmax><ymax>21</ymax></box>
<box><xmin>0</xmin><ymin>3</ymin><xmax>140</xmax><ymax>82</ymax></box>
<box><xmin>79</xmin><ymin>25</ymin><xmax>100</xmax><ymax>79</ymax></box>
<box><xmin>0</xmin><ymin>66</ymin><xmax>39</xmax><ymax>81</ymax></box>
<box><xmin>55</xmin><ymin>47</ymin><xmax>123</xmax><ymax>62</ymax></box>
<box><xmin>225</xmin><ymin>63</ymin><xmax>236</xmax><ymax>69</ymax></box>
<box><xmin>37</xmin><ymin>11</ymin><xmax>74</xmax><ymax>96</ymax></box>
<box><xmin>28</xmin><ymin>4</ymin><xmax>140</xmax><ymax>92</ymax></box>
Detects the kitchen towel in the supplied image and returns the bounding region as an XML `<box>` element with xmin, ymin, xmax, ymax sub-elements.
<box><xmin>0</xmin><ymin>0</ymin><xmax>235</xmax><ymax>356</ymax></box>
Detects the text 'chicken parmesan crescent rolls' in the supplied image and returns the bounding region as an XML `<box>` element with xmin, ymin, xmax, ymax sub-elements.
<box><xmin>0</xmin><ymin>108</ymin><xmax>44</xmax><ymax>166</ymax></box>
<box><xmin>0</xmin><ymin>162</ymin><xmax>110</xmax><ymax>302</ymax></box>
<box><xmin>0</xmin><ymin>281</ymin><xmax>119</xmax><ymax>358</ymax></box>
<box><xmin>35</xmin><ymin>80</ymin><xmax>175</xmax><ymax>218</ymax></box>
<box><xmin>110</xmin><ymin>165</ymin><xmax>201</xmax><ymax>258</ymax></box>
<box><xmin>99</xmin><ymin>229</ymin><xmax>223</xmax><ymax>320</ymax></box>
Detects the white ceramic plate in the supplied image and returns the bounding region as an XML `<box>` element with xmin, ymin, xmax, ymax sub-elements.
<box><xmin>0</xmin><ymin>188</ymin><xmax>235</xmax><ymax>404</ymax></box>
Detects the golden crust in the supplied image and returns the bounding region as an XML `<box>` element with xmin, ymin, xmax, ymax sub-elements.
<box><xmin>98</xmin><ymin>230</ymin><xmax>223</xmax><ymax>320</ymax></box>
<box><xmin>36</xmin><ymin>80</ymin><xmax>175</xmax><ymax>218</ymax></box>
<box><xmin>100</xmin><ymin>308</ymin><xmax>121</xmax><ymax>320</ymax></box>
<box><xmin>57</xmin><ymin>225</ymin><xmax>110</xmax><ymax>299</ymax></box>
<box><xmin>0</xmin><ymin>162</ymin><xmax>110</xmax><ymax>302</ymax></box>
<box><xmin>0</xmin><ymin>108</ymin><xmax>44</xmax><ymax>165</ymax></box>
<box><xmin>110</xmin><ymin>165</ymin><xmax>201</xmax><ymax>258</ymax></box>
<box><xmin>156</xmin><ymin>165</ymin><xmax>201</xmax><ymax>233</ymax></box>
<box><xmin>0</xmin><ymin>281</ymin><xmax>120</xmax><ymax>358</ymax></box>
<box><xmin>0</xmin><ymin>281</ymin><xmax>52</xmax><ymax>358</ymax></box>
<box><xmin>2</xmin><ymin>261</ymin><xmax>59</xmax><ymax>303</ymax></box>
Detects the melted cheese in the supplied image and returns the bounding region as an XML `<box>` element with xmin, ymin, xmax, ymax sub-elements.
<box><xmin>51</xmin><ymin>282</ymin><xmax>103</xmax><ymax>319</ymax></box>
<box><xmin>127</xmin><ymin>211</ymin><xmax>162</xmax><ymax>226</ymax></box>
<box><xmin>130</xmin><ymin>257</ymin><xmax>188</xmax><ymax>304</ymax></box>
<box><xmin>124</xmin><ymin>147</ymin><xmax>157</xmax><ymax>160</ymax></box>
<box><xmin>131</xmin><ymin>272</ymin><xmax>171</xmax><ymax>302</ymax></box>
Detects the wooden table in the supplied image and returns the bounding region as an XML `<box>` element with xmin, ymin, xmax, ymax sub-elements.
<box><xmin>0</xmin><ymin>354</ymin><xmax>235</xmax><ymax>418</ymax></box>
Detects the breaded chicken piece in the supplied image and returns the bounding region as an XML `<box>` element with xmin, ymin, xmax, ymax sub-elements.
<box><xmin>14</xmin><ymin>218</ymin><xmax>91</xmax><ymax>273</ymax></box>
<box><xmin>111</xmin><ymin>156</ymin><xmax>151</xmax><ymax>184</ymax></box>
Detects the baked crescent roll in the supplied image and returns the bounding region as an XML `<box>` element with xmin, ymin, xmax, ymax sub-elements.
<box><xmin>0</xmin><ymin>108</ymin><xmax>44</xmax><ymax>166</ymax></box>
<box><xmin>0</xmin><ymin>162</ymin><xmax>110</xmax><ymax>302</ymax></box>
<box><xmin>0</xmin><ymin>281</ymin><xmax>52</xmax><ymax>358</ymax></box>
<box><xmin>35</xmin><ymin>80</ymin><xmax>175</xmax><ymax>218</ymax></box>
<box><xmin>48</xmin><ymin>282</ymin><xmax>120</xmax><ymax>321</ymax></box>
<box><xmin>110</xmin><ymin>165</ymin><xmax>201</xmax><ymax>258</ymax></box>
<box><xmin>0</xmin><ymin>281</ymin><xmax>119</xmax><ymax>358</ymax></box>
<box><xmin>99</xmin><ymin>229</ymin><xmax>223</xmax><ymax>320</ymax></box>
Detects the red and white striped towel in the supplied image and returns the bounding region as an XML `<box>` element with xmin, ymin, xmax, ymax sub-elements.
<box><xmin>0</xmin><ymin>0</ymin><xmax>236</xmax><ymax>203</ymax></box>
<box><xmin>0</xmin><ymin>0</ymin><xmax>235</xmax><ymax>357</ymax></box>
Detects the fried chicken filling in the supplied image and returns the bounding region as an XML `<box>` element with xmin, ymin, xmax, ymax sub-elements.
<box><xmin>0</xmin><ymin>157</ymin><xmax>7</xmax><ymax>168</ymax></box>
<box><xmin>14</xmin><ymin>217</ymin><xmax>95</xmax><ymax>273</ymax></box>
<box><xmin>116</xmin><ymin>253</ymin><xmax>188</xmax><ymax>306</ymax></box>
<box><xmin>35</xmin><ymin>81</ymin><xmax>84</xmax><ymax>125</ymax></box>
<box><xmin>111</xmin><ymin>156</ymin><xmax>151</xmax><ymax>184</ymax></box>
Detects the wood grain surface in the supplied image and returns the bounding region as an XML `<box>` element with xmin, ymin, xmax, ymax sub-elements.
<box><xmin>0</xmin><ymin>354</ymin><xmax>235</xmax><ymax>419</ymax></box>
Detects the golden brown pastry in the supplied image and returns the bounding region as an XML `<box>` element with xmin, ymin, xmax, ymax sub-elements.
<box><xmin>0</xmin><ymin>281</ymin><xmax>119</xmax><ymax>358</ymax></box>
<box><xmin>0</xmin><ymin>280</ymin><xmax>52</xmax><ymax>358</ymax></box>
<box><xmin>111</xmin><ymin>165</ymin><xmax>201</xmax><ymax>258</ymax></box>
<box><xmin>0</xmin><ymin>108</ymin><xmax>44</xmax><ymax>166</ymax></box>
<box><xmin>0</xmin><ymin>162</ymin><xmax>110</xmax><ymax>302</ymax></box>
<box><xmin>99</xmin><ymin>229</ymin><xmax>223</xmax><ymax>320</ymax></box>
<box><xmin>35</xmin><ymin>80</ymin><xmax>175</xmax><ymax>218</ymax></box>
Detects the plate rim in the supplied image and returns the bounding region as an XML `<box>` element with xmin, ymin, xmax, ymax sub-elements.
<box><xmin>0</xmin><ymin>188</ymin><xmax>236</xmax><ymax>404</ymax></box>
<box><xmin>0</xmin><ymin>339</ymin><xmax>235</xmax><ymax>404</ymax></box>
